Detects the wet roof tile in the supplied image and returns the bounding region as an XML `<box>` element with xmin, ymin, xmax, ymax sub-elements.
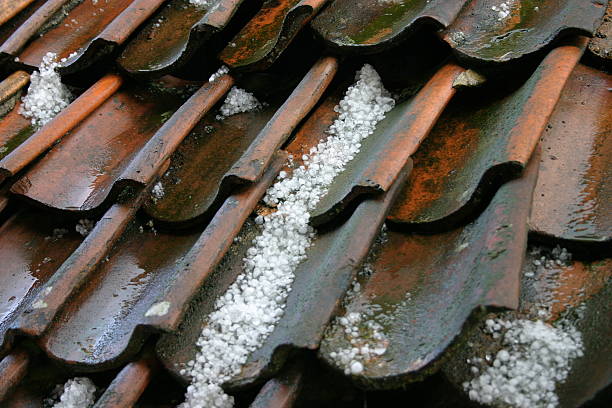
<box><xmin>387</xmin><ymin>37</ymin><xmax>586</xmax><ymax>231</ymax></box>
<box><xmin>145</xmin><ymin>57</ymin><xmax>337</xmax><ymax>225</ymax></box>
<box><xmin>442</xmin><ymin>0</ymin><xmax>605</xmax><ymax>65</ymax></box>
<box><xmin>219</xmin><ymin>0</ymin><xmax>328</xmax><ymax>71</ymax></box>
<box><xmin>529</xmin><ymin>62</ymin><xmax>611</xmax><ymax>244</ymax></box>
<box><xmin>118</xmin><ymin>0</ymin><xmax>245</xmax><ymax>77</ymax></box>
<box><xmin>319</xmin><ymin>150</ymin><xmax>538</xmax><ymax>388</ymax></box>
<box><xmin>443</xmin><ymin>252</ymin><xmax>612</xmax><ymax>407</ymax></box>
<box><xmin>311</xmin><ymin>0</ymin><xmax>465</xmax><ymax>53</ymax></box>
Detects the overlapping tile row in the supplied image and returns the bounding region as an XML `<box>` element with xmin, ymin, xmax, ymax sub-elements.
<box><xmin>0</xmin><ymin>0</ymin><xmax>610</xmax><ymax>405</ymax></box>
<box><xmin>311</xmin><ymin>0</ymin><xmax>606</xmax><ymax>66</ymax></box>
<box><xmin>442</xmin><ymin>0</ymin><xmax>605</xmax><ymax>65</ymax></box>
<box><xmin>0</xmin><ymin>0</ymin><xmax>167</xmax><ymax>73</ymax></box>
<box><xmin>387</xmin><ymin>37</ymin><xmax>586</xmax><ymax>231</ymax></box>
<box><xmin>319</xmin><ymin>149</ymin><xmax>538</xmax><ymax>389</ymax></box>
<box><xmin>146</xmin><ymin>56</ymin><xmax>338</xmax><ymax>226</ymax></box>
<box><xmin>117</xmin><ymin>0</ymin><xmax>246</xmax><ymax>77</ymax></box>
<box><xmin>219</xmin><ymin>0</ymin><xmax>328</xmax><ymax>71</ymax></box>
<box><xmin>443</xmin><ymin>252</ymin><xmax>612</xmax><ymax>407</ymax></box>
<box><xmin>311</xmin><ymin>0</ymin><xmax>465</xmax><ymax>53</ymax></box>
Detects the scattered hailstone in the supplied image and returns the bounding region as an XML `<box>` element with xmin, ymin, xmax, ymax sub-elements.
<box><xmin>75</xmin><ymin>219</ymin><xmax>95</xmax><ymax>237</ymax></box>
<box><xmin>215</xmin><ymin>87</ymin><xmax>261</xmax><ymax>120</ymax></box>
<box><xmin>491</xmin><ymin>1</ymin><xmax>516</xmax><ymax>21</ymax></box>
<box><xmin>209</xmin><ymin>65</ymin><xmax>229</xmax><ymax>83</ymax></box>
<box><xmin>180</xmin><ymin>64</ymin><xmax>395</xmax><ymax>408</ymax></box>
<box><xmin>19</xmin><ymin>52</ymin><xmax>73</xmax><ymax>128</ymax></box>
<box><xmin>151</xmin><ymin>181</ymin><xmax>165</xmax><ymax>203</ymax></box>
<box><xmin>51</xmin><ymin>377</ymin><xmax>97</xmax><ymax>408</ymax></box>
<box><xmin>464</xmin><ymin>317</ymin><xmax>583</xmax><ymax>408</ymax></box>
<box><xmin>328</xmin><ymin>311</ymin><xmax>389</xmax><ymax>375</ymax></box>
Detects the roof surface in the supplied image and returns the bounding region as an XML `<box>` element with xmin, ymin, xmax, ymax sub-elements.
<box><xmin>0</xmin><ymin>0</ymin><xmax>610</xmax><ymax>407</ymax></box>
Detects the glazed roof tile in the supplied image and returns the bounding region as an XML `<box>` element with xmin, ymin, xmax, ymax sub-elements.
<box><xmin>0</xmin><ymin>0</ymin><xmax>610</xmax><ymax>406</ymax></box>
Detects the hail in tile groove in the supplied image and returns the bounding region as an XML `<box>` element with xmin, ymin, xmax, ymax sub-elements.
<box><xmin>189</xmin><ymin>0</ymin><xmax>213</xmax><ymax>8</ymax></box>
<box><xmin>215</xmin><ymin>87</ymin><xmax>261</xmax><ymax>120</ymax></box>
<box><xmin>49</xmin><ymin>377</ymin><xmax>97</xmax><ymax>408</ymax></box>
<box><xmin>464</xmin><ymin>246</ymin><xmax>584</xmax><ymax>408</ymax></box>
<box><xmin>19</xmin><ymin>52</ymin><xmax>73</xmax><ymax>128</ymax></box>
<box><xmin>180</xmin><ymin>64</ymin><xmax>395</xmax><ymax>408</ymax></box>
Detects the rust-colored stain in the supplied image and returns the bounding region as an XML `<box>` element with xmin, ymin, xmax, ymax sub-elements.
<box><xmin>588</xmin><ymin>1</ymin><xmax>611</xmax><ymax>61</ymax></box>
<box><xmin>94</xmin><ymin>353</ymin><xmax>158</xmax><ymax>408</ymax></box>
<box><xmin>220</xmin><ymin>0</ymin><xmax>328</xmax><ymax>71</ymax></box>
<box><xmin>442</xmin><ymin>0</ymin><xmax>604</xmax><ymax>64</ymax></box>
<box><xmin>0</xmin><ymin>211</ymin><xmax>83</xmax><ymax>356</ymax></box>
<box><xmin>251</xmin><ymin>360</ymin><xmax>303</xmax><ymax>408</ymax></box>
<box><xmin>310</xmin><ymin>63</ymin><xmax>464</xmax><ymax>226</ymax></box>
<box><xmin>0</xmin><ymin>347</ymin><xmax>29</xmax><ymax>402</ymax></box>
<box><xmin>388</xmin><ymin>38</ymin><xmax>586</xmax><ymax>230</ymax></box>
<box><xmin>118</xmin><ymin>0</ymin><xmax>244</xmax><ymax>77</ymax></box>
<box><xmin>0</xmin><ymin>74</ymin><xmax>123</xmax><ymax>184</ymax></box>
<box><xmin>320</xmin><ymin>151</ymin><xmax>538</xmax><ymax>388</ymax></box>
<box><xmin>157</xmin><ymin>161</ymin><xmax>410</xmax><ymax>389</ymax></box>
<box><xmin>312</xmin><ymin>0</ymin><xmax>465</xmax><ymax>52</ymax></box>
<box><xmin>10</xmin><ymin>82</ymin><xmax>187</xmax><ymax>212</ymax></box>
<box><xmin>0</xmin><ymin>0</ymin><xmax>35</xmax><ymax>27</ymax></box>
<box><xmin>529</xmin><ymin>64</ymin><xmax>611</xmax><ymax>243</ymax></box>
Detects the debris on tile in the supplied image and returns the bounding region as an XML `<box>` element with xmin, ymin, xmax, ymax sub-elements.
<box><xmin>209</xmin><ymin>65</ymin><xmax>229</xmax><ymax>83</ymax></box>
<box><xmin>463</xmin><ymin>317</ymin><xmax>583</xmax><ymax>408</ymax></box>
<box><xmin>45</xmin><ymin>228</ymin><xmax>70</xmax><ymax>241</ymax></box>
<box><xmin>180</xmin><ymin>64</ymin><xmax>394</xmax><ymax>408</ymax></box>
<box><xmin>75</xmin><ymin>219</ymin><xmax>96</xmax><ymax>237</ymax></box>
<box><xmin>216</xmin><ymin>87</ymin><xmax>262</xmax><ymax>120</ymax></box>
<box><xmin>19</xmin><ymin>52</ymin><xmax>73</xmax><ymax>128</ymax></box>
<box><xmin>522</xmin><ymin>245</ymin><xmax>572</xmax><ymax>319</ymax></box>
<box><xmin>49</xmin><ymin>377</ymin><xmax>97</xmax><ymax>408</ymax></box>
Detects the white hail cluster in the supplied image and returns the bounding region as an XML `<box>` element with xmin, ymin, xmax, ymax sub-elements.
<box><xmin>75</xmin><ymin>219</ymin><xmax>95</xmax><ymax>237</ymax></box>
<box><xmin>189</xmin><ymin>0</ymin><xmax>212</xmax><ymax>7</ymax></box>
<box><xmin>180</xmin><ymin>64</ymin><xmax>394</xmax><ymax>408</ymax></box>
<box><xmin>209</xmin><ymin>65</ymin><xmax>229</xmax><ymax>83</ymax></box>
<box><xmin>51</xmin><ymin>377</ymin><xmax>96</xmax><ymax>408</ymax></box>
<box><xmin>20</xmin><ymin>52</ymin><xmax>73</xmax><ymax>128</ymax></box>
<box><xmin>464</xmin><ymin>318</ymin><xmax>583</xmax><ymax>408</ymax></box>
<box><xmin>492</xmin><ymin>1</ymin><xmax>515</xmax><ymax>21</ymax></box>
<box><xmin>216</xmin><ymin>87</ymin><xmax>261</xmax><ymax>120</ymax></box>
<box><xmin>328</xmin><ymin>311</ymin><xmax>388</xmax><ymax>375</ymax></box>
